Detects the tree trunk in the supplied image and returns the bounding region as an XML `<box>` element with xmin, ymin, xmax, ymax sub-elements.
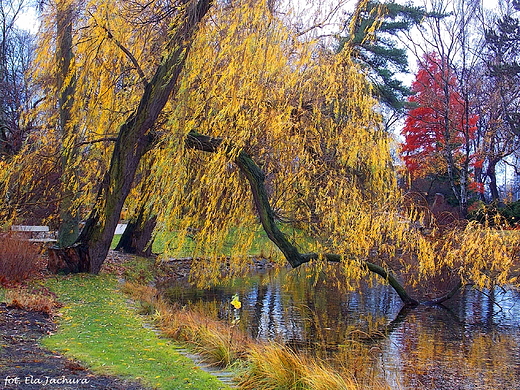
<box><xmin>115</xmin><ymin>209</ymin><xmax>157</xmax><ymax>257</ymax></box>
<box><xmin>459</xmin><ymin>162</ymin><xmax>469</xmax><ymax>217</ymax></box>
<box><xmin>48</xmin><ymin>0</ymin><xmax>213</xmax><ymax>274</ymax></box>
<box><xmin>487</xmin><ymin>161</ymin><xmax>500</xmax><ymax>202</ymax></box>
<box><xmin>56</xmin><ymin>0</ymin><xmax>81</xmax><ymax>247</ymax></box>
<box><xmin>474</xmin><ymin>165</ymin><xmax>486</xmax><ymax>202</ymax></box>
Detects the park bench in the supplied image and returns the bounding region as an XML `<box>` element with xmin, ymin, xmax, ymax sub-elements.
<box><xmin>10</xmin><ymin>225</ymin><xmax>57</xmax><ymax>243</ymax></box>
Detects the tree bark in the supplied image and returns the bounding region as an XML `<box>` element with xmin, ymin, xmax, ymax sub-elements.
<box><xmin>56</xmin><ymin>0</ymin><xmax>81</xmax><ymax>247</ymax></box>
<box><xmin>487</xmin><ymin>160</ymin><xmax>501</xmax><ymax>203</ymax></box>
<box><xmin>48</xmin><ymin>0</ymin><xmax>213</xmax><ymax>274</ymax></box>
<box><xmin>115</xmin><ymin>208</ymin><xmax>157</xmax><ymax>257</ymax></box>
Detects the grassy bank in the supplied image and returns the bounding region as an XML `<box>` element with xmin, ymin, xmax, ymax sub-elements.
<box><xmin>42</xmin><ymin>274</ymin><xmax>231</xmax><ymax>390</ymax></box>
<box><xmin>123</xmin><ymin>280</ymin><xmax>391</xmax><ymax>390</ymax></box>
<box><xmin>2</xmin><ymin>249</ymin><xmax>390</xmax><ymax>390</ymax></box>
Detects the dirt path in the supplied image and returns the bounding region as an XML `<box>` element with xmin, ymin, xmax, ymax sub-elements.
<box><xmin>0</xmin><ymin>303</ymin><xmax>149</xmax><ymax>390</ymax></box>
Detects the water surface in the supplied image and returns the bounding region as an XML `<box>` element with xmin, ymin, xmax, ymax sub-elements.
<box><xmin>160</xmin><ymin>265</ymin><xmax>520</xmax><ymax>389</ymax></box>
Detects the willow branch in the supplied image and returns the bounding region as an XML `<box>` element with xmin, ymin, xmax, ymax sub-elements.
<box><xmin>76</xmin><ymin>137</ymin><xmax>118</xmax><ymax>147</ymax></box>
<box><xmin>186</xmin><ymin>130</ymin><xmax>419</xmax><ymax>306</ymax></box>
<box><xmin>88</xmin><ymin>11</ymin><xmax>148</xmax><ymax>87</ymax></box>
<box><xmin>424</xmin><ymin>279</ymin><xmax>464</xmax><ymax>305</ymax></box>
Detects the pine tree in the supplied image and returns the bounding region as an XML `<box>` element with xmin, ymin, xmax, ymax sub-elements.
<box><xmin>338</xmin><ymin>0</ymin><xmax>427</xmax><ymax>112</ymax></box>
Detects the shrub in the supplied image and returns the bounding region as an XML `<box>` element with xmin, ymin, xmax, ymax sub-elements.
<box><xmin>0</xmin><ymin>234</ymin><xmax>42</xmax><ymax>285</ymax></box>
<box><xmin>469</xmin><ymin>200</ymin><xmax>520</xmax><ymax>228</ymax></box>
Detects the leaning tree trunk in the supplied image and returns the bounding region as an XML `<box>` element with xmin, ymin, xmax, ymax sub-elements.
<box><xmin>48</xmin><ymin>0</ymin><xmax>213</xmax><ymax>274</ymax></box>
<box><xmin>115</xmin><ymin>206</ymin><xmax>157</xmax><ymax>257</ymax></box>
<box><xmin>56</xmin><ymin>0</ymin><xmax>81</xmax><ymax>248</ymax></box>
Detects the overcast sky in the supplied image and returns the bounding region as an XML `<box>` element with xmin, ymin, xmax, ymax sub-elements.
<box><xmin>15</xmin><ymin>4</ymin><xmax>38</xmax><ymax>33</ymax></box>
<box><xmin>15</xmin><ymin>0</ymin><xmax>503</xmax><ymax>34</ymax></box>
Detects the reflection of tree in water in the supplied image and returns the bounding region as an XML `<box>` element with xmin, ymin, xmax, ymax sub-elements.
<box><xmin>381</xmin><ymin>286</ymin><xmax>520</xmax><ymax>390</ymax></box>
<box><xmin>161</xmin><ymin>268</ymin><xmax>520</xmax><ymax>389</ymax></box>
<box><xmin>247</xmin><ymin>282</ymin><xmax>304</xmax><ymax>343</ymax></box>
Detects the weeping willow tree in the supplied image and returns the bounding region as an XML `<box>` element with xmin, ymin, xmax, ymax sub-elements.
<box><xmin>138</xmin><ymin>0</ymin><xmax>519</xmax><ymax>303</ymax></box>
<box><xmin>2</xmin><ymin>0</ymin><xmax>213</xmax><ymax>272</ymax></box>
<box><xmin>0</xmin><ymin>0</ymin><xmax>518</xmax><ymax>304</ymax></box>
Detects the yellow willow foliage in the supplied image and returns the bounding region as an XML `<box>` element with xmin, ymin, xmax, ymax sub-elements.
<box><xmin>143</xmin><ymin>0</ymin><xmax>519</xmax><ymax>289</ymax></box>
<box><xmin>438</xmin><ymin>223</ymin><xmax>518</xmax><ymax>288</ymax></box>
<box><xmin>0</xmin><ymin>0</ymin><xmax>517</xmax><ymax>291</ymax></box>
<box><xmin>144</xmin><ymin>0</ymin><xmax>401</xmax><ymax>285</ymax></box>
<box><xmin>1</xmin><ymin>0</ymin><xmax>173</xmax><ymax>220</ymax></box>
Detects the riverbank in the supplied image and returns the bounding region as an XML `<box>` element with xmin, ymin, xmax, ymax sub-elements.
<box><xmin>0</xmin><ymin>252</ymin><xmax>232</xmax><ymax>390</ymax></box>
<box><xmin>1</xmin><ymin>251</ymin><xmax>392</xmax><ymax>390</ymax></box>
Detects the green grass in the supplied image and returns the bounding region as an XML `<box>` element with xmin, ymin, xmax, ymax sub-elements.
<box><xmin>111</xmin><ymin>235</ymin><xmax>121</xmax><ymax>249</ymax></box>
<box><xmin>43</xmin><ymin>274</ymin><xmax>231</xmax><ymax>390</ymax></box>
<box><xmin>111</xmin><ymin>222</ymin><xmax>316</xmax><ymax>260</ymax></box>
<box><xmin>152</xmin><ymin>225</ymin><xmax>314</xmax><ymax>258</ymax></box>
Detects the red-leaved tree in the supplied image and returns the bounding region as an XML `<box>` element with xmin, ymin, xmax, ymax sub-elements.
<box><xmin>401</xmin><ymin>52</ymin><xmax>479</xmax><ymax>214</ymax></box>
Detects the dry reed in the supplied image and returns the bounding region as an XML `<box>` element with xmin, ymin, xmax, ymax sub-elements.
<box><xmin>122</xmin><ymin>281</ymin><xmax>393</xmax><ymax>389</ymax></box>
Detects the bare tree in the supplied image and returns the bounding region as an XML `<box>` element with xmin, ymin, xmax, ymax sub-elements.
<box><xmin>402</xmin><ymin>0</ymin><xmax>487</xmax><ymax>214</ymax></box>
<box><xmin>0</xmin><ymin>0</ymin><xmax>36</xmax><ymax>156</ymax></box>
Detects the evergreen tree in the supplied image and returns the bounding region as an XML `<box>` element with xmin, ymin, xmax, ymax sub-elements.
<box><xmin>338</xmin><ymin>0</ymin><xmax>427</xmax><ymax>112</ymax></box>
<box><xmin>484</xmin><ymin>0</ymin><xmax>520</xmax><ymax>135</ymax></box>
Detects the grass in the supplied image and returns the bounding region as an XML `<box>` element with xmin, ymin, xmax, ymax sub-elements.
<box><xmin>151</xmin><ymin>227</ymin><xmax>280</xmax><ymax>258</ymax></box>
<box><xmin>111</xmin><ymin>234</ymin><xmax>122</xmax><ymax>249</ymax></box>
<box><xmin>122</xmin><ymin>281</ymin><xmax>249</xmax><ymax>368</ymax></box>
<box><xmin>111</xmin><ymin>229</ymin><xmax>276</xmax><ymax>257</ymax></box>
<box><xmin>111</xmin><ymin>223</ymin><xmax>314</xmax><ymax>259</ymax></box>
<box><xmin>42</xmin><ymin>274</ymin><xmax>231</xmax><ymax>390</ymax></box>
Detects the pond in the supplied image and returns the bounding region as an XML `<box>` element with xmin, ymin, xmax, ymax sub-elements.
<box><xmin>158</xmin><ymin>264</ymin><xmax>520</xmax><ymax>389</ymax></box>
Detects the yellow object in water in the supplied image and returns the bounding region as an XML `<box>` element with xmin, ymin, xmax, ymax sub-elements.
<box><xmin>231</xmin><ymin>294</ymin><xmax>242</xmax><ymax>309</ymax></box>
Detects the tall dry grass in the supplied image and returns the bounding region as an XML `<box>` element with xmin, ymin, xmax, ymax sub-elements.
<box><xmin>122</xmin><ymin>281</ymin><xmax>393</xmax><ymax>390</ymax></box>
<box><xmin>4</xmin><ymin>288</ymin><xmax>60</xmax><ymax>315</ymax></box>
<box><xmin>237</xmin><ymin>343</ymin><xmax>392</xmax><ymax>390</ymax></box>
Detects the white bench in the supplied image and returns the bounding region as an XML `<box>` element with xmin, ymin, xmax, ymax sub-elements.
<box><xmin>10</xmin><ymin>225</ymin><xmax>57</xmax><ymax>243</ymax></box>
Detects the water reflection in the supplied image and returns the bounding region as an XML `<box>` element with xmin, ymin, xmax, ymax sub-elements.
<box><xmin>159</xmin><ymin>265</ymin><xmax>520</xmax><ymax>389</ymax></box>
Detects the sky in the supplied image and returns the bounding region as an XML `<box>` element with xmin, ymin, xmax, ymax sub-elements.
<box><xmin>15</xmin><ymin>0</ymin><xmax>502</xmax><ymax>35</ymax></box>
<box><xmin>15</xmin><ymin>4</ymin><xmax>38</xmax><ymax>33</ymax></box>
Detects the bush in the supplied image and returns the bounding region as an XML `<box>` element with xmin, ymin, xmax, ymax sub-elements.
<box><xmin>500</xmin><ymin>200</ymin><xmax>520</xmax><ymax>227</ymax></box>
<box><xmin>468</xmin><ymin>200</ymin><xmax>520</xmax><ymax>228</ymax></box>
<box><xmin>0</xmin><ymin>234</ymin><xmax>42</xmax><ymax>285</ymax></box>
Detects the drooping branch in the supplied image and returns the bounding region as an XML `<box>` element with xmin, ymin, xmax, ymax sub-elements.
<box><xmin>424</xmin><ymin>279</ymin><xmax>464</xmax><ymax>305</ymax></box>
<box><xmin>186</xmin><ymin>131</ymin><xmax>419</xmax><ymax>306</ymax></box>
<box><xmin>88</xmin><ymin>11</ymin><xmax>148</xmax><ymax>87</ymax></box>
